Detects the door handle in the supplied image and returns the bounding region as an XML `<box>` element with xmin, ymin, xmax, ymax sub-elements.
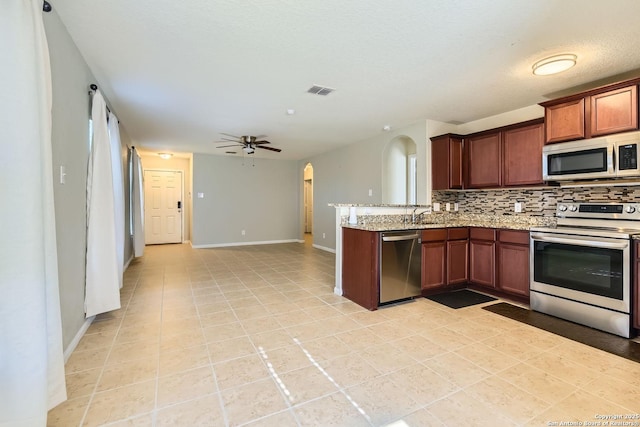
<box><xmin>177</xmin><ymin>201</ymin><xmax>182</xmax><ymax>209</ymax></box>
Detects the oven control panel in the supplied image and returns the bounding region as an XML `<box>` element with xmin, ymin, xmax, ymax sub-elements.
<box><xmin>557</xmin><ymin>202</ymin><xmax>640</xmax><ymax>219</ymax></box>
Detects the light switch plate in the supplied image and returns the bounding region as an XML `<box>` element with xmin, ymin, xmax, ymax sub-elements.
<box><xmin>433</xmin><ymin>202</ymin><xmax>440</xmax><ymax>212</ymax></box>
<box><xmin>445</xmin><ymin>203</ymin><xmax>451</xmax><ymax>211</ymax></box>
<box><xmin>514</xmin><ymin>202</ymin><xmax>522</xmax><ymax>213</ymax></box>
<box><xmin>197</xmin><ymin>192</ymin><xmax>204</xmax><ymax>198</ymax></box>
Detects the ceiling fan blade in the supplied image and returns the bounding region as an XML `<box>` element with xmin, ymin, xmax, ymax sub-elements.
<box><xmin>218</xmin><ymin>137</ymin><xmax>242</xmax><ymax>143</ymax></box>
<box><xmin>253</xmin><ymin>140</ymin><xmax>271</xmax><ymax>145</ymax></box>
<box><xmin>257</xmin><ymin>145</ymin><xmax>282</xmax><ymax>152</ymax></box>
<box><xmin>216</xmin><ymin>144</ymin><xmax>241</xmax><ymax>148</ymax></box>
<box><xmin>220</xmin><ymin>132</ymin><xmax>241</xmax><ymax>139</ymax></box>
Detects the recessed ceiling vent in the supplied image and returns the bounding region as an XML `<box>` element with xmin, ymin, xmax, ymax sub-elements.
<box><xmin>307</xmin><ymin>85</ymin><xmax>335</xmax><ymax>96</ymax></box>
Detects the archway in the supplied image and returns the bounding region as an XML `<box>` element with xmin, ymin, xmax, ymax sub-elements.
<box><xmin>382</xmin><ymin>136</ymin><xmax>417</xmax><ymax>204</ymax></box>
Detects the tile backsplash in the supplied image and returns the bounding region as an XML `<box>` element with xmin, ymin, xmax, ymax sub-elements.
<box><xmin>432</xmin><ymin>185</ymin><xmax>640</xmax><ymax>217</ymax></box>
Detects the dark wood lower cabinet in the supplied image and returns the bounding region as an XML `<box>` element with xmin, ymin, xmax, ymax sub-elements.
<box><xmin>447</xmin><ymin>239</ymin><xmax>468</xmax><ymax>284</ymax></box>
<box><xmin>497</xmin><ymin>243</ymin><xmax>529</xmax><ymax>297</ymax></box>
<box><xmin>421</xmin><ymin>229</ymin><xmax>447</xmax><ymax>291</ymax></box>
<box><xmin>635</xmin><ymin>241</ymin><xmax>640</xmax><ymax>330</ymax></box>
<box><xmin>469</xmin><ymin>228</ymin><xmax>496</xmax><ymax>288</ymax></box>
<box><xmin>496</xmin><ymin>229</ymin><xmax>530</xmax><ymax>297</ymax></box>
<box><xmin>342</xmin><ymin>227</ymin><xmax>379</xmax><ymax>310</ymax></box>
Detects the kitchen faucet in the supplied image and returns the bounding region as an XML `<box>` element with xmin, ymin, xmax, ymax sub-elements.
<box><xmin>411</xmin><ymin>207</ymin><xmax>428</xmax><ymax>224</ymax></box>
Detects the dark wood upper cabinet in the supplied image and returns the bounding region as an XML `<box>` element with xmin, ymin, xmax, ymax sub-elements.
<box><xmin>465</xmin><ymin>132</ymin><xmax>502</xmax><ymax>188</ymax></box>
<box><xmin>590</xmin><ymin>85</ymin><xmax>638</xmax><ymax>137</ymax></box>
<box><xmin>503</xmin><ymin>121</ymin><xmax>545</xmax><ymax>186</ymax></box>
<box><xmin>544</xmin><ymin>98</ymin><xmax>585</xmax><ymax>144</ymax></box>
<box><xmin>541</xmin><ymin>79</ymin><xmax>640</xmax><ymax>143</ymax></box>
<box><xmin>431</xmin><ymin>134</ymin><xmax>463</xmax><ymax>190</ymax></box>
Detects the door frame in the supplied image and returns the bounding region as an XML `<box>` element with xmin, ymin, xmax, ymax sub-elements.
<box><xmin>143</xmin><ymin>168</ymin><xmax>185</xmax><ymax>244</ymax></box>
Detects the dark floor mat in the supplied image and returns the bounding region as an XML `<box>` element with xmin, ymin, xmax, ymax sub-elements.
<box><xmin>425</xmin><ymin>289</ymin><xmax>497</xmax><ymax>309</ymax></box>
<box><xmin>483</xmin><ymin>302</ymin><xmax>640</xmax><ymax>363</ymax></box>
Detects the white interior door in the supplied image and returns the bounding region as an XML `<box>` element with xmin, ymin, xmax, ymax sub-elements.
<box><xmin>304</xmin><ymin>179</ymin><xmax>313</xmax><ymax>233</ymax></box>
<box><xmin>144</xmin><ymin>170</ymin><xmax>183</xmax><ymax>244</ymax></box>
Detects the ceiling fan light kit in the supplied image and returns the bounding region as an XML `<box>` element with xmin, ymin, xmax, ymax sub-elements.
<box><xmin>215</xmin><ymin>133</ymin><xmax>282</xmax><ymax>154</ymax></box>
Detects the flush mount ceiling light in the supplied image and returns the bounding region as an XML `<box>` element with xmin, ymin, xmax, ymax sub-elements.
<box><xmin>532</xmin><ymin>54</ymin><xmax>577</xmax><ymax>76</ymax></box>
<box><xmin>158</xmin><ymin>153</ymin><xmax>173</xmax><ymax>159</ymax></box>
<box><xmin>382</xmin><ymin>125</ymin><xmax>391</xmax><ymax>131</ymax></box>
<box><xmin>286</xmin><ymin>109</ymin><xmax>296</xmax><ymax>115</ymax></box>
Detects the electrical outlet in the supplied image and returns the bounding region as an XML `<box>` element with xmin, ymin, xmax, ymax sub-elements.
<box><xmin>322</xmin><ymin>233</ymin><xmax>326</xmax><ymax>239</ymax></box>
<box><xmin>514</xmin><ymin>202</ymin><xmax>522</xmax><ymax>213</ymax></box>
<box><xmin>433</xmin><ymin>202</ymin><xmax>440</xmax><ymax>212</ymax></box>
<box><xmin>241</xmin><ymin>230</ymin><xmax>246</xmax><ymax>236</ymax></box>
<box><xmin>368</xmin><ymin>189</ymin><xmax>373</xmax><ymax>197</ymax></box>
<box><xmin>445</xmin><ymin>203</ymin><xmax>451</xmax><ymax>211</ymax></box>
<box><xmin>454</xmin><ymin>203</ymin><xmax>459</xmax><ymax>212</ymax></box>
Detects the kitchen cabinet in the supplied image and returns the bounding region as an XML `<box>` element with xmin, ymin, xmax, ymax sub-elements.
<box><xmin>496</xmin><ymin>230</ymin><xmax>530</xmax><ymax>297</ymax></box>
<box><xmin>447</xmin><ymin>227</ymin><xmax>469</xmax><ymax>285</ymax></box>
<box><xmin>503</xmin><ymin>122</ymin><xmax>545</xmax><ymax>186</ymax></box>
<box><xmin>635</xmin><ymin>241</ymin><xmax>640</xmax><ymax>330</ymax></box>
<box><xmin>541</xmin><ymin>81</ymin><xmax>639</xmax><ymax>143</ymax></box>
<box><xmin>590</xmin><ymin>85</ymin><xmax>638</xmax><ymax>137</ymax></box>
<box><xmin>465</xmin><ymin>132</ymin><xmax>502</xmax><ymax>188</ymax></box>
<box><xmin>544</xmin><ymin>98</ymin><xmax>586</xmax><ymax>144</ymax></box>
<box><xmin>431</xmin><ymin>134</ymin><xmax>464</xmax><ymax>190</ymax></box>
<box><xmin>469</xmin><ymin>227</ymin><xmax>496</xmax><ymax>288</ymax></box>
<box><xmin>421</xmin><ymin>229</ymin><xmax>447</xmax><ymax>291</ymax></box>
<box><xmin>342</xmin><ymin>227</ymin><xmax>379</xmax><ymax>310</ymax></box>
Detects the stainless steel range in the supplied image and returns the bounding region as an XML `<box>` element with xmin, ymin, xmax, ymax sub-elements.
<box><xmin>530</xmin><ymin>202</ymin><xmax>640</xmax><ymax>338</ymax></box>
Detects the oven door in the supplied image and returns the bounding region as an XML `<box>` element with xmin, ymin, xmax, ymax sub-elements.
<box><xmin>530</xmin><ymin>231</ymin><xmax>630</xmax><ymax>313</ymax></box>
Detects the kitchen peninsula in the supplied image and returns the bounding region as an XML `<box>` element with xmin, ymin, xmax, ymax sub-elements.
<box><xmin>331</xmin><ymin>203</ymin><xmax>555</xmax><ymax>310</ymax></box>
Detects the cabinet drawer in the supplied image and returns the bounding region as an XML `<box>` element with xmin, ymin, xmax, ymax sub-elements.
<box><xmin>470</xmin><ymin>227</ymin><xmax>496</xmax><ymax>241</ymax></box>
<box><xmin>498</xmin><ymin>229</ymin><xmax>529</xmax><ymax>245</ymax></box>
<box><xmin>447</xmin><ymin>227</ymin><xmax>469</xmax><ymax>240</ymax></box>
<box><xmin>421</xmin><ymin>229</ymin><xmax>447</xmax><ymax>242</ymax></box>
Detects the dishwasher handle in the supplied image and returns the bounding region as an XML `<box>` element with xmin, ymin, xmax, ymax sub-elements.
<box><xmin>382</xmin><ymin>233</ymin><xmax>421</xmax><ymax>242</ymax></box>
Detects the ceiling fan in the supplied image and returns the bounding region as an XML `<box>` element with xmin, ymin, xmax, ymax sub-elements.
<box><xmin>216</xmin><ymin>133</ymin><xmax>282</xmax><ymax>154</ymax></box>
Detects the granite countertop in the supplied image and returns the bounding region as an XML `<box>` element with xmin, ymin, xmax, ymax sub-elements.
<box><xmin>342</xmin><ymin>213</ymin><xmax>555</xmax><ymax>232</ymax></box>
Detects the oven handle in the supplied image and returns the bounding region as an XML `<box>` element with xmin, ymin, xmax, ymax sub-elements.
<box><xmin>530</xmin><ymin>232</ymin><xmax>629</xmax><ymax>249</ymax></box>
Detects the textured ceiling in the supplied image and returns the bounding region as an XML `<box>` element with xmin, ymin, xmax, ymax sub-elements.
<box><xmin>51</xmin><ymin>0</ymin><xmax>640</xmax><ymax>160</ymax></box>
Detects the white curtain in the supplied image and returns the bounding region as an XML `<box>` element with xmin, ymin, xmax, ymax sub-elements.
<box><xmin>85</xmin><ymin>90</ymin><xmax>121</xmax><ymax>318</ymax></box>
<box><xmin>0</xmin><ymin>1</ymin><xmax>67</xmax><ymax>425</ymax></box>
<box><xmin>108</xmin><ymin>112</ymin><xmax>125</xmax><ymax>288</ymax></box>
<box><xmin>132</xmin><ymin>147</ymin><xmax>145</xmax><ymax>257</ymax></box>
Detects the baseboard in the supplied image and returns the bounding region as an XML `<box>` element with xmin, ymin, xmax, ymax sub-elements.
<box><xmin>191</xmin><ymin>239</ymin><xmax>300</xmax><ymax>249</ymax></box>
<box><xmin>123</xmin><ymin>254</ymin><xmax>134</xmax><ymax>271</ymax></box>
<box><xmin>63</xmin><ymin>316</ymin><xmax>94</xmax><ymax>363</ymax></box>
<box><xmin>312</xmin><ymin>244</ymin><xmax>336</xmax><ymax>253</ymax></box>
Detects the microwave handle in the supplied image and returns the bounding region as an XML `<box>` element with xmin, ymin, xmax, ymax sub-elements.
<box><xmin>531</xmin><ymin>232</ymin><xmax>629</xmax><ymax>250</ymax></box>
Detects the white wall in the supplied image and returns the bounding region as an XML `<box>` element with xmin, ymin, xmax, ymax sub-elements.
<box><xmin>301</xmin><ymin>121</ymin><xmax>428</xmax><ymax>250</ymax></box>
<box><xmin>191</xmin><ymin>154</ymin><xmax>299</xmax><ymax>246</ymax></box>
<box><xmin>44</xmin><ymin>10</ymin><xmax>133</xmax><ymax>350</ymax></box>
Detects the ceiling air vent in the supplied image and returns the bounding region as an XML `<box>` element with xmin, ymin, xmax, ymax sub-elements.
<box><xmin>307</xmin><ymin>85</ymin><xmax>335</xmax><ymax>96</ymax></box>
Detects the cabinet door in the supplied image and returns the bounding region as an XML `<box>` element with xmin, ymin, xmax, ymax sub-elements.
<box><xmin>431</xmin><ymin>135</ymin><xmax>463</xmax><ymax>190</ymax></box>
<box><xmin>503</xmin><ymin>122</ymin><xmax>544</xmax><ymax>186</ymax></box>
<box><xmin>590</xmin><ymin>85</ymin><xmax>638</xmax><ymax>137</ymax></box>
<box><xmin>466</xmin><ymin>132</ymin><xmax>502</xmax><ymax>188</ymax></box>
<box><xmin>447</xmin><ymin>239</ymin><xmax>468</xmax><ymax>285</ymax></box>
<box><xmin>342</xmin><ymin>228</ymin><xmax>379</xmax><ymax>310</ymax></box>
<box><xmin>635</xmin><ymin>242</ymin><xmax>640</xmax><ymax>329</ymax></box>
<box><xmin>545</xmin><ymin>98</ymin><xmax>585</xmax><ymax>144</ymax></box>
<box><xmin>497</xmin><ymin>243</ymin><xmax>530</xmax><ymax>297</ymax></box>
<box><xmin>469</xmin><ymin>240</ymin><xmax>495</xmax><ymax>287</ymax></box>
<box><xmin>421</xmin><ymin>242</ymin><xmax>446</xmax><ymax>290</ymax></box>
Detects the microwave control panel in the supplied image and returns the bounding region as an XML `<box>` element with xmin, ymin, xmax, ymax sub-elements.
<box><xmin>618</xmin><ymin>143</ymin><xmax>638</xmax><ymax>170</ymax></box>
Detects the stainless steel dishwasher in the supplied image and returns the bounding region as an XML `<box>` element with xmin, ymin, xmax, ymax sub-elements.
<box><xmin>379</xmin><ymin>231</ymin><xmax>422</xmax><ymax>305</ymax></box>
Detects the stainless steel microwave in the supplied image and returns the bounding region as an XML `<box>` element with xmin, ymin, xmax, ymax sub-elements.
<box><xmin>542</xmin><ymin>131</ymin><xmax>640</xmax><ymax>181</ymax></box>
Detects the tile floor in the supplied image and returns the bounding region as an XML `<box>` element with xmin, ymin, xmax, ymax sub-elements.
<box><xmin>48</xmin><ymin>242</ymin><xmax>640</xmax><ymax>426</ymax></box>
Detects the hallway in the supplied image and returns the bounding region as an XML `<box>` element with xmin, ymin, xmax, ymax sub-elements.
<box><xmin>48</xmin><ymin>243</ymin><xmax>640</xmax><ymax>426</ymax></box>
